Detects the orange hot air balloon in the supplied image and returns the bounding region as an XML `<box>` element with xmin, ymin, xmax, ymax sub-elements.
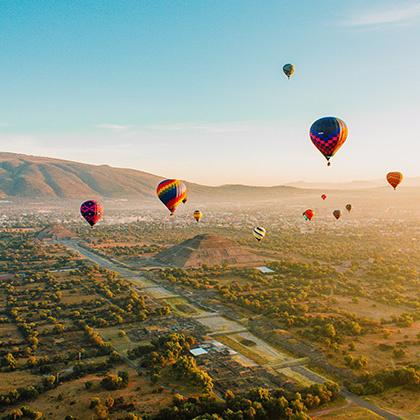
<box><xmin>303</xmin><ymin>209</ymin><xmax>315</xmax><ymax>221</ymax></box>
<box><xmin>333</xmin><ymin>210</ymin><xmax>341</xmax><ymax>220</ymax></box>
<box><xmin>193</xmin><ymin>210</ymin><xmax>202</xmax><ymax>222</ymax></box>
<box><xmin>386</xmin><ymin>172</ymin><xmax>403</xmax><ymax>190</ymax></box>
<box><xmin>321</xmin><ymin>194</ymin><xmax>327</xmax><ymax>201</ymax></box>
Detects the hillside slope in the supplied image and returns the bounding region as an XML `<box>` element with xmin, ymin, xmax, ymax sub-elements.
<box><xmin>0</xmin><ymin>152</ymin><xmax>304</xmax><ymax>200</ymax></box>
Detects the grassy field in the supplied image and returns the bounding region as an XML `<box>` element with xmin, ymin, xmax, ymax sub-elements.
<box><xmin>367</xmin><ymin>387</ymin><xmax>420</xmax><ymax>419</ymax></box>
<box><xmin>17</xmin><ymin>367</ymin><xmax>175</xmax><ymax>419</ymax></box>
<box><xmin>312</xmin><ymin>404</ymin><xmax>383</xmax><ymax>419</ymax></box>
<box><xmin>163</xmin><ymin>297</ymin><xmax>201</xmax><ymax>316</ymax></box>
<box><xmin>216</xmin><ymin>335</ymin><xmax>270</xmax><ymax>365</ymax></box>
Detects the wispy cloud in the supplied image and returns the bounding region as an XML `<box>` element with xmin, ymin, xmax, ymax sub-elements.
<box><xmin>342</xmin><ymin>2</ymin><xmax>420</xmax><ymax>27</ymax></box>
<box><xmin>95</xmin><ymin>123</ymin><xmax>130</xmax><ymax>131</ymax></box>
<box><xmin>145</xmin><ymin>121</ymin><xmax>252</xmax><ymax>134</ymax></box>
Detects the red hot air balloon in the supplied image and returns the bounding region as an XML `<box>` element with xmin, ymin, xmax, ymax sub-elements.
<box><xmin>386</xmin><ymin>172</ymin><xmax>403</xmax><ymax>190</ymax></box>
<box><xmin>80</xmin><ymin>200</ymin><xmax>103</xmax><ymax>227</ymax></box>
<box><xmin>310</xmin><ymin>117</ymin><xmax>348</xmax><ymax>166</ymax></box>
<box><xmin>303</xmin><ymin>209</ymin><xmax>315</xmax><ymax>221</ymax></box>
<box><xmin>333</xmin><ymin>210</ymin><xmax>341</xmax><ymax>220</ymax></box>
<box><xmin>321</xmin><ymin>194</ymin><xmax>327</xmax><ymax>201</ymax></box>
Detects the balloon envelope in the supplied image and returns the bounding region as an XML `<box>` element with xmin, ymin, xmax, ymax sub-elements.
<box><xmin>310</xmin><ymin>117</ymin><xmax>348</xmax><ymax>165</ymax></box>
<box><xmin>80</xmin><ymin>200</ymin><xmax>103</xmax><ymax>227</ymax></box>
<box><xmin>333</xmin><ymin>210</ymin><xmax>341</xmax><ymax>220</ymax></box>
<box><xmin>303</xmin><ymin>209</ymin><xmax>315</xmax><ymax>221</ymax></box>
<box><xmin>386</xmin><ymin>172</ymin><xmax>403</xmax><ymax>190</ymax></box>
<box><xmin>193</xmin><ymin>210</ymin><xmax>202</xmax><ymax>222</ymax></box>
<box><xmin>253</xmin><ymin>226</ymin><xmax>266</xmax><ymax>241</ymax></box>
<box><xmin>283</xmin><ymin>63</ymin><xmax>295</xmax><ymax>79</ymax></box>
<box><xmin>156</xmin><ymin>179</ymin><xmax>187</xmax><ymax>214</ymax></box>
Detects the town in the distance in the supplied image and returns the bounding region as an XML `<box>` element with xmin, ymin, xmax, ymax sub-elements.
<box><xmin>0</xmin><ymin>153</ymin><xmax>418</xmax><ymax>419</ymax></box>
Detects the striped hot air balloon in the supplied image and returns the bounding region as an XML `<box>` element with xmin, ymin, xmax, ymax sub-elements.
<box><xmin>386</xmin><ymin>172</ymin><xmax>403</xmax><ymax>190</ymax></box>
<box><xmin>193</xmin><ymin>210</ymin><xmax>202</xmax><ymax>222</ymax></box>
<box><xmin>253</xmin><ymin>226</ymin><xmax>266</xmax><ymax>242</ymax></box>
<box><xmin>156</xmin><ymin>179</ymin><xmax>187</xmax><ymax>215</ymax></box>
<box><xmin>80</xmin><ymin>200</ymin><xmax>103</xmax><ymax>227</ymax></box>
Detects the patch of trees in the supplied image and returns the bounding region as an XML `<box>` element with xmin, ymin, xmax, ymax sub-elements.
<box><xmin>101</xmin><ymin>371</ymin><xmax>129</xmax><ymax>390</ymax></box>
<box><xmin>348</xmin><ymin>366</ymin><xmax>420</xmax><ymax>395</ymax></box>
<box><xmin>155</xmin><ymin>382</ymin><xmax>339</xmax><ymax>419</ymax></box>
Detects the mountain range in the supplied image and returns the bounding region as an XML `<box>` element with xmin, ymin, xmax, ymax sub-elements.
<box><xmin>0</xmin><ymin>152</ymin><xmax>303</xmax><ymax>201</ymax></box>
<box><xmin>0</xmin><ymin>152</ymin><xmax>417</xmax><ymax>201</ymax></box>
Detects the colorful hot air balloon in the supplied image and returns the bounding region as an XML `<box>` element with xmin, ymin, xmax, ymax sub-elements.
<box><xmin>386</xmin><ymin>172</ymin><xmax>403</xmax><ymax>190</ymax></box>
<box><xmin>345</xmin><ymin>204</ymin><xmax>352</xmax><ymax>213</ymax></box>
<box><xmin>253</xmin><ymin>226</ymin><xmax>266</xmax><ymax>242</ymax></box>
<box><xmin>283</xmin><ymin>63</ymin><xmax>295</xmax><ymax>79</ymax></box>
<box><xmin>302</xmin><ymin>209</ymin><xmax>315</xmax><ymax>221</ymax></box>
<box><xmin>80</xmin><ymin>200</ymin><xmax>103</xmax><ymax>227</ymax></box>
<box><xmin>333</xmin><ymin>210</ymin><xmax>341</xmax><ymax>220</ymax></box>
<box><xmin>193</xmin><ymin>210</ymin><xmax>202</xmax><ymax>222</ymax></box>
<box><xmin>309</xmin><ymin>117</ymin><xmax>348</xmax><ymax>166</ymax></box>
<box><xmin>156</xmin><ymin>179</ymin><xmax>187</xmax><ymax>215</ymax></box>
<box><xmin>321</xmin><ymin>194</ymin><xmax>327</xmax><ymax>201</ymax></box>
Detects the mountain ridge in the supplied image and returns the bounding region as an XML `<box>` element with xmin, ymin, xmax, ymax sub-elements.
<box><xmin>0</xmin><ymin>152</ymin><xmax>417</xmax><ymax>200</ymax></box>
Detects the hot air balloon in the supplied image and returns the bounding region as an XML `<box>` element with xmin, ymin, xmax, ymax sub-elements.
<box><xmin>156</xmin><ymin>179</ymin><xmax>187</xmax><ymax>215</ymax></box>
<box><xmin>310</xmin><ymin>117</ymin><xmax>348</xmax><ymax>166</ymax></box>
<box><xmin>345</xmin><ymin>204</ymin><xmax>352</xmax><ymax>213</ymax></box>
<box><xmin>193</xmin><ymin>210</ymin><xmax>202</xmax><ymax>222</ymax></box>
<box><xmin>386</xmin><ymin>172</ymin><xmax>403</xmax><ymax>190</ymax></box>
<box><xmin>283</xmin><ymin>63</ymin><xmax>295</xmax><ymax>79</ymax></box>
<box><xmin>333</xmin><ymin>210</ymin><xmax>341</xmax><ymax>220</ymax></box>
<box><xmin>80</xmin><ymin>200</ymin><xmax>103</xmax><ymax>227</ymax></box>
<box><xmin>302</xmin><ymin>209</ymin><xmax>315</xmax><ymax>221</ymax></box>
<box><xmin>321</xmin><ymin>194</ymin><xmax>327</xmax><ymax>201</ymax></box>
<box><xmin>253</xmin><ymin>226</ymin><xmax>266</xmax><ymax>242</ymax></box>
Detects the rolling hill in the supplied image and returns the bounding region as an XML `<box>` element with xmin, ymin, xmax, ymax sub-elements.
<box><xmin>0</xmin><ymin>152</ymin><xmax>305</xmax><ymax>201</ymax></box>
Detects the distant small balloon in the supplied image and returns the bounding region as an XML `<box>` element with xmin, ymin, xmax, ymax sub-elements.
<box><xmin>253</xmin><ymin>226</ymin><xmax>266</xmax><ymax>242</ymax></box>
<box><xmin>321</xmin><ymin>194</ymin><xmax>327</xmax><ymax>201</ymax></box>
<box><xmin>333</xmin><ymin>210</ymin><xmax>341</xmax><ymax>220</ymax></box>
<box><xmin>80</xmin><ymin>200</ymin><xmax>103</xmax><ymax>227</ymax></box>
<box><xmin>386</xmin><ymin>172</ymin><xmax>403</xmax><ymax>190</ymax></box>
<box><xmin>345</xmin><ymin>204</ymin><xmax>352</xmax><ymax>213</ymax></box>
<box><xmin>283</xmin><ymin>63</ymin><xmax>295</xmax><ymax>79</ymax></box>
<box><xmin>302</xmin><ymin>209</ymin><xmax>315</xmax><ymax>221</ymax></box>
<box><xmin>193</xmin><ymin>210</ymin><xmax>202</xmax><ymax>222</ymax></box>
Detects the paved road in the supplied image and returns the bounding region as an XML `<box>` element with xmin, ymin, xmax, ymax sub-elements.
<box><xmin>61</xmin><ymin>240</ymin><xmax>401</xmax><ymax>420</ymax></box>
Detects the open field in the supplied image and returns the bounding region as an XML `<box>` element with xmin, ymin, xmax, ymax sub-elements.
<box><xmin>19</xmin><ymin>367</ymin><xmax>176</xmax><ymax>419</ymax></box>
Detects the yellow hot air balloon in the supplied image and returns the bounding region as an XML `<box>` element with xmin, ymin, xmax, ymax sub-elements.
<box><xmin>253</xmin><ymin>226</ymin><xmax>266</xmax><ymax>242</ymax></box>
<box><xmin>193</xmin><ymin>210</ymin><xmax>202</xmax><ymax>222</ymax></box>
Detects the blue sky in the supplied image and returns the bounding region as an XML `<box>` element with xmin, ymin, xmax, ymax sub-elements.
<box><xmin>0</xmin><ymin>0</ymin><xmax>419</xmax><ymax>185</ymax></box>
